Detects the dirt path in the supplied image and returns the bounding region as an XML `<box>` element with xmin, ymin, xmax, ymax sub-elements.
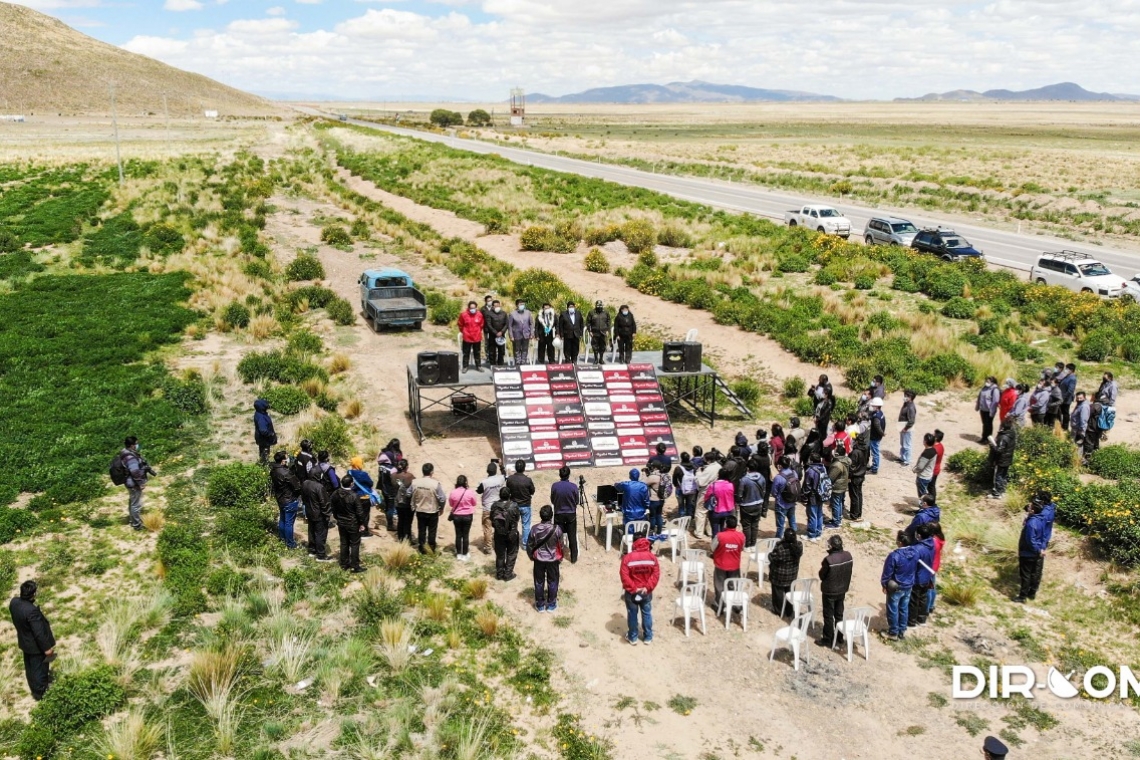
<box><xmin>252</xmin><ymin>169</ymin><xmax>1140</xmax><ymax>759</ymax></box>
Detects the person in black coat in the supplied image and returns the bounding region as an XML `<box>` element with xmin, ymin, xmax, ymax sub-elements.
<box><xmin>613</xmin><ymin>305</ymin><xmax>637</xmax><ymax>363</ymax></box>
<box><xmin>817</xmin><ymin>536</ymin><xmax>854</xmax><ymax>646</ymax></box>
<box><xmin>768</xmin><ymin>530</ymin><xmax>803</xmax><ymax>615</ymax></box>
<box><xmin>270</xmin><ymin>451</ymin><xmax>303</xmax><ymax>549</ymax></box>
<box><xmin>253</xmin><ymin>398</ymin><xmax>277</xmax><ymax>465</ymax></box>
<box><xmin>331</xmin><ymin>475</ymin><xmax>367</xmax><ymax>573</ymax></box>
<box><xmin>9</xmin><ymin>580</ymin><xmax>56</xmax><ymax>700</ymax></box>
<box><xmin>556</xmin><ymin>301</ymin><xmax>585</xmax><ymax>364</ymax></box>
<box><xmin>301</xmin><ymin>473</ymin><xmax>334</xmax><ymax>561</ymax></box>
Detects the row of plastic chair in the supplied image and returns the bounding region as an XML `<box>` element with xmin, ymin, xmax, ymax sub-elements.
<box><xmin>620</xmin><ymin>516</ymin><xmax>691</xmax><ymax>562</ymax></box>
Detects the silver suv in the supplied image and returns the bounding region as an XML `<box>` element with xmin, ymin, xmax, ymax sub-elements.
<box><xmin>1030</xmin><ymin>251</ymin><xmax>1128</xmax><ymax>298</ymax></box>
<box><xmin>864</xmin><ymin>216</ymin><xmax>919</xmax><ymax>247</ymax></box>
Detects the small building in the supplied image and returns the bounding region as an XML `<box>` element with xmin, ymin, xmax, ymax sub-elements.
<box><xmin>0</xmin><ymin>115</ymin><xmax>26</xmax><ymax>122</ymax></box>
<box><xmin>203</xmin><ymin>110</ymin><xmax>219</xmax><ymax>119</ymax></box>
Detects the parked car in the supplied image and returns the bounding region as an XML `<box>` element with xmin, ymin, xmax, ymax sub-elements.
<box><xmin>864</xmin><ymin>216</ymin><xmax>919</xmax><ymax>247</ymax></box>
<box><xmin>1029</xmin><ymin>251</ymin><xmax>1128</xmax><ymax>298</ymax></box>
<box><xmin>1124</xmin><ymin>274</ymin><xmax>1140</xmax><ymax>300</ymax></box>
<box><xmin>359</xmin><ymin>268</ymin><xmax>427</xmax><ymax>330</ymax></box>
<box><xmin>784</xmin><ymin>205</ymin><xmax>852</xmax><ymax>238</ymax></box>
<box><xmin>910</xmin><ymin>228</ymin><xmax>984</xmax><ymax>261</ymax></box>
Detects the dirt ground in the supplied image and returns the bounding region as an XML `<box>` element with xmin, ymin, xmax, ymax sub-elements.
<box><xmin>248</xmin><ymin>162</ymin><xmax>1140</xmax><ymax>758</ymax></box>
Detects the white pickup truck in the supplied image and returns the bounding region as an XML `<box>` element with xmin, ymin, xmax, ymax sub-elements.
<box><xmin>784</xmin><ymin>205</ymin><xmax>852</xmax><ymax>239</ymax></box>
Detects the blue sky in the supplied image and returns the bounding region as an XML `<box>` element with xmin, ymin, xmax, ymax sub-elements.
<box><xmin>11</xmin><ymin>0</ymin><xmax>1140</xmax><ymax>101</ymax></box>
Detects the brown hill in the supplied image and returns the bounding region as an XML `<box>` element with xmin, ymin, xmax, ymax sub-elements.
<box><xmin>0</xmin><ymin>1</ymin><xmax>276</xmax><ymax>116</ymax></box>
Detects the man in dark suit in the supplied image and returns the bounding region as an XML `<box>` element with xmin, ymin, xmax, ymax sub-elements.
<box><xmin>9</xmin><ymin>580</ymin><xmax>56</xmax><ymax>700</ymax></box>
<box><xmin>557</xmin><ymin>301</ymin><xmax>584</xmax><ymax>364</ymax></box>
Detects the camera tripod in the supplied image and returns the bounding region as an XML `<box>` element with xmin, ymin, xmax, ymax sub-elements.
<box><xmin>578</xmin><ymin>475</ymin><xmax>596</xmax><ymax>551</ymax></box>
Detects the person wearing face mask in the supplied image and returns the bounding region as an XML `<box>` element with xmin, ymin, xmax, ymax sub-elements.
<box><xmin>613</xmin><ymin>304</ymin><xmax>637</xmax><ymax>363</ymax></box>
<box><xmin>458</xmin><ymin>300</ymin><xmax>485</xmax><ymax>373</ymax></box>
<box><xmin>484</xmin><ymin>299</ymin><xmax>508</xmax><ymax>367</ymax></box>
<box><xmin>479</xmin><ymin>294</ymin><xmax>495</xmax><ymax>362</ymax></box>
<box><xmin>557</xmin><ymin>301</ymin><xmax>584</xmax><ymax>364</ymax></box>
<box><xmin>507</xmin><ymin>299</ymin><xmax>533</xmax><ymax>366</ymax></box>
<box><xmin>587</xmin><ymin>300</ymin><xmax>611</xmax><ymax>364</ymax></box>
<box><xmin>536</xmin><ymin>302</ymin><xmax>557</xmax><ymax>364</ymax></box>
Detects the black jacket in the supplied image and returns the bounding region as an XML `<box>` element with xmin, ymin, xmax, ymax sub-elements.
<box><xmin>587</xmin><ymin>308</ymin><xmax>611</xmax><ymax>335</ymax></box>
<box><xmin>557</xmin><ymin>310</ymin><xmax>584</xmax><ymax>339</ymax></box>
<box><xmin>9</xmin><ymin>597</ymin><xmax>55</xmax><ymax>655</ymax></box>
<box><xmin>991</xmin><ymin>426</ymin><xmax>1017</xmax><ymax>468</ymax></box>
<box><xmin>819</xmin><ymin>549</ymin><xmax>854</xmax><ymax>596</ymax></box>
<box><xmin>505</xmin><ymin>472</ymin><xmax>536</xmax><ymax>504</ymax></box>
<box><xmin>270</xmin><ymin>464</ymin><xmax>302</xmax><ymax>508</ymax></box>
<box><xmin>485</xmin><ymin>309</ymin><xmax>509</xmax><ymax>337</ymax></box>
<box><xmin>848</xmin><ymin>439</ymin><xmax>869</xmax><ymax>480</ymax></box>
<box><xmin>768</xmin><ymin>537</ymin><xmax>803</xmax><ymax>587</ymax></box>
<box><xmin>613</xmin><ymin>311</ymin><xmax>637</xmax><ymax>337</ymax></box>
<box><xmin>300</xmin><ymin>478</ymin><xmax>332</xmax><ymax>523</ymax></box>
<box><xmin>330</xmin><ymin>486</ymin><xmax>365</xmax><ymax>529</ymax></box>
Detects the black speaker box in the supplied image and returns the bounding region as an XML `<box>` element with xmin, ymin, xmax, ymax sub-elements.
<box><xmin>662</xmin><ymin>342</ymin><xmax>685</xmax><ymax>372</ymax></box>
<box><xmin>437</xmin><ymin>351</ymin><xmax>460</xmax><ymax>384</ymax></box>
<box><xmin>683</xmin><ymin>342</ymin><xmax>703</xmax><ymax>372</ymax></box>
<box><xmin>417</xmin><ymin>352</ymin><xmax>441</xmax><ymax>385</ymax></box>
<box><xmin>451</xmin><ymin>394</ymin><xmax>477</xmax><ymax>416</ymax></box>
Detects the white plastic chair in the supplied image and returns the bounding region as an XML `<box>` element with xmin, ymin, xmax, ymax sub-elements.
<box><xmin>621</xmin><ymin>521</ymin><xmax>650</xmax><ymax>555</ymax></box>
<box><xmin>676</xmin><ymin>548</ymin><xmax>706</xmax><ymax>586</ymax></box>
<box><xmin>716</xmin><ymin>577</ymin><xmax>753</xmax><ymax>631</ymax></box>
<box><xmin>661</xmin><ymin>516</ymin><xmax>690</xmax><ymax>563</ymax></box>
<box><xmin>745</xmin><ymin>538</ymin><xmax>778</xmax><ymax>583</ymax></box>
<box><xmin>673</xmin><ymin>581</ymin><xmax>707</xmax><ymax>636</ymax></box>
<box><xmin>833</xmin><ymin>605</ymin><xmax>873</xmax><ymax>662</ymax></box>
<box><xmin>780</xmin><ymin>578</ymin><xmax>817</xmax><ymax>632</ymax></box>
<box><xmin>769</xmin><ymin>612</ymin><xmax>813</xmax><ymax>670</ymax></box>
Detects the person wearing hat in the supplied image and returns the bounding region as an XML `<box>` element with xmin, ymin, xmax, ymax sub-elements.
<box><xmin>587</xmin><ymin>300</ymin><xmax>611</xmax><ymax>364</ymax></box>
<box><xmin>615</xmin><ymin>468</ymin><xmax>650</xmax><ymax>532</ymax></box>
<box><xmin>9</xmin><ymin>579</ymin><xmax>56</xmax><ymax>700</ymax></box>
<box><xmin>983</xmin><ymin>735</ymin><xmax>1009</xmax><ymax>758</ymax></box>
<box><xmin>868</xmin><ymin>397</ymin><xmax>886</xmax><ymax>474</ymax></box>
<box><xmin>817</xmin><ymin>534</ymin><xmax>853</xmax><ymax>646</ymax></box>
<box><xmin>556</xmin><ymin>300</ymin><xmax>584</xmax><ymax>364</ymax></box>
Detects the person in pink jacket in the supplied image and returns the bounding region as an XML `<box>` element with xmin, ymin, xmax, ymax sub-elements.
<box><xmin>704</xmin><ymin>471</ymin><xmax>736</xmax><ymax>538</ymax></box>
<box><xmin>448</xmin><ymin>475</ymin><xmax>478</xmax><ymax>562</ymax></box>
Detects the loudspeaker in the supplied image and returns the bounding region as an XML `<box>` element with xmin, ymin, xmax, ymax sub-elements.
<box><xmin>451</xmin><ymin>394</ymin><xmax>477</xmax><ymax>416</ymax></box>
<box><xmin>662</xmin><ymin>342</ymin><xmax>685</xmax><ymax>373</ymax></box>
<box><xmin>683</xmin><ymin>342</ymin><xmax>703</xmax><ymax>372</ymax></box>
<box><xmin>437</xmin><ymin>351</ymin><xmax>460</xmax><ymax>384</ymax></box>
<box><xmin>417</xmin><ymin>352</ymin><xmax>441</xmax><ymax>385</ymax></box>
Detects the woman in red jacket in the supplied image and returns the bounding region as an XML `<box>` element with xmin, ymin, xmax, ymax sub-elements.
<box><xmin>998</xmin><ymin>379</ymin><xmax>1018</xmax><ymax>422</ymax></box>
<box><xmin>457</xmin><ymin>301</ymin><xmax>485</xmax><ymax>372</ymax></box>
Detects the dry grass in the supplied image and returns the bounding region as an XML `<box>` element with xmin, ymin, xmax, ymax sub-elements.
<box><xmin>301</xmin><ymin>378</ymin><xmax>327</xmax><ymax>398</ymax></box>
<box><xmin>421</xmin><ymin>593</ymin><xmax>451</xmax><ymax>623</ymax></box>
<box><xmin>329</xmin><ymin>354</ymin><xmax>352</xmax><ymax>374</ymax></box>
<box><xmin>342</xmin><ymin>398</ymin><xmax>363</xmax><ymax>420</ymax></box>
<box><xmin>445</xmin><ymin>627</ymin><xmax>463</xmax><ymax>650</ymax></box>
<box><xmin>247</xmin><ymin>314</ymin><xmax>278</xmax><ymax>340</ymax></box>
<box><xmin>142</xmin><ymin>510</ymin><xmax>166</xmax><ymax>533</ymax></box>
<box><xmin>360</xmin><ymin>567</ymin><xmax>401</xmax><ymax>597</ymax></box>
<box><xmin>96</xmin><ymin>709</ymin><xmax>161</xmax><ymax>760</ymax></box>
<box><xmin>381</xmin><ymin>543</ymin><xmax>415</xmax><ymax>572</ymax></box>
<box><xmin>378</xmin><ymin>619</ymin><xmax>414</xmax><ymax>673</ymax></box>
<box><xmin>940</xmin><ymin>578</ymin><xmax>984</xmax><ymax>607</ymax></box>
<box><xmin>949</xmin><ymin>516</ymin><xmax>1020</xmax><ymax>557</ymax></box>
<box><xmin>474</xmin><ymin>608</ymin><xmax>500</xmax><ymax>638</ymax></box>
<box><xmin>462</xmin><ymin>578</ymin><xmax>489</xmax><ymax>601</ymax></box>
<box><xmin>187</xmin><ymin>647</ymin><xmax>244</xmax><ymax>721</ymax></box>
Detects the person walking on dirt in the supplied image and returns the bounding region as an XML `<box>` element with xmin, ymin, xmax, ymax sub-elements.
<box><xmin>550</xmin><ymin>466</ymin><xmax>580</xmax><ymax>563</ymax></box>
<box><xmin>117</xmin><ymin>436</ymin><xmax>156</xmax><ymax>531</ymax></box>
<box><xmin>989</xmin><ymin>417</ymin><xmax>1017</xmax><ymax>499</ymax></box>
<box><xmin>587</xmin><ymin>300</ymin><xmax>611</xmax><ymax>364</ymax></box>
<box><xmin>818</xmin><ymin>535</ymin><xmax>853</xmax><ymax>647</ymax></box>
<box><xmin>508</xmin><ymin>299</ymin><xmax>533</xmax><ymax>366</ymax></box>
<box><xmin>898</xmin><ymin>390</ymin><xmax>917</xmax><ymax>466</ymax></box>
<box><xmin>392</xmin><ymin>458</ymin><xmax>415</xmax><ymax>543</ymax></box>
<box><xmin>447</xmin><ymin>474</ymin><xmax>477</xmax><ymax>562</ymax></box>
<box><xmin>619</xmin><ymin>534</ymin><xmax>660</xmax><ymax>645</ymax></box>
<box><xmin>9</xmin><ymin>580</ymin><xmax>56</xmax><ymax>701</ymax></box>
<box><xmin>768</xmin><ymin>529</ymin><xmax>803</xmax><ymax>615</ymax></box>
<box><xmin>253</xmin><ymin>398</ymin><xmax>277</xmax><ymax>465</ymax></box>
<box><xmin>458</xmin><ymin>301</ymin><xmax>485</xmax><ymax>372</ymax></box>
<box><xmin>477</xmin><ymin>460</ymin><xmax>506</xmax><ymax>555</ymax></box>
<box><xmin>331</xmin><ymin>474</ymin><xmax>366</xmax><ymax>573</ymax></box>
<box><xmin>527</xmin><ymin>505</ymin><xmax>564</xmax><ymax>612</ymax></box>
<box><xmin>613</xmin><ymin>305</ymin><xmax>637</xmax><ymax>363</ymax></box>
<box><xmin>490</xmin><ymin>484</ymin><xmax>521</xmax><ymax>581</ymax></box>
<box><xmin>976</xmin><ymin>376</ymin><xmax>1001</xmax><ymax>444</ymax></box>
<box><xmin>506</xmin><ymin>459</ymin><xmax>536</xmax><ymax>544</ymax></box>
<box><xmin>536</xmin><ymin>302</ymin><xmax>557</xmax><ymax>364</ymax></box>
<box><xmin>411</xmin><ymin>463</ymin><xmax>446</xmax><ymax>554</ymax></box>
<box><xmin>557</xmin><ymin>301</ymin><xmax>584</xmax><ymax>364</ymax></box>
<box><xmin>485</xmin><ymin>299</ymin><xmax>508</xmax><ymax>366</ymax></box>
<box><xmin>300</xmin><ymin>467</ymin><xmax>334</xmax><ymax>561</ymax></box>
<box><xmin>270</xmin><ymin>451</ymin><xmax>303</xmax><ymax>549</ymax></box>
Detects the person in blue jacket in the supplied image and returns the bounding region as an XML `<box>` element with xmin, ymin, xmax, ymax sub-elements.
<box><xmin>615</xmin><ymin>468</ymin><xmax>650</xmax><ymax>532</ymax></box>
<box><xmin>347</xmin><ymin>456</ymin><xmax>382</xmax><ymax>539</ymax></box>
<box><xmin>904</xmin><ymin>494</ymin><xmax>941</xmax><ymax>542</ymax></box>
<box><xmin>253</xmin><ymin>399</ymin><xmax>277</xmax><ymax>465</ymax></box>
<box><xmin>908</xmin><ymin>530</ymin><xmax>937</xmax><ymax>627</ymax></box>
<box><xmin>1034</xmin><ymin>489</ymin><xmax>1056</xmax><ymax>547</ymax></box>
<box><xmin>1015</xmin><ymin>501</ymin><xmax>1049</xmax><ymax>603</ymax></box>
<box><xmin>880</xmin><ymin>531</ymin><xmax>918</xmax><ymax>640</ymax></box>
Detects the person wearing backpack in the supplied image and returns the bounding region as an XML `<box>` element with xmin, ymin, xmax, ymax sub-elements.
<box><xmin>114</xmin><ymin>436</ymin><xmax>156</xmax><ymax>531</ymax></box>
<box><xmin>644</xmin><ymin>464</ymin><xmax>672</xmax><ymax>535</ymax></box>
<box><xmin>293</xmin><ymin>439</ymin><xmax>315</xmax><ymax>483</ymax></box>
<box><xmin>673</xmin><ymin>452</ymin><xmax>698</xmax><ymax>520</ymax></box>
<box><xmin>253</xmin><ymin>398</ymin><xmax>277</xmax><ymax>465</ymax></box>
<box><xmin>1084</xmin><ymin>399</ymin><xmax>1107</xmax><ymax>459</ymax></box>
<box><xmin>392</xmin><ymin>459</ymin><xmax>415</xmax><ymax>543</ymax></box>
<box><xmin>868</xmin><ymin>398</ymin><xmax>886</xmax><ymax>474</ymax></box>
<box><xmin>270</xmin><ymin>451</ymin><xmax>303</xmax><ymax>549</ymax></box>
<box><xmin>490</xmin><ymin>484</ymin><xmax>521</xmax><ymax>581</ymax></box>
<box><xmin>736</xmin><ymin>461</ymin><xmax>766</xmax><ymax>548</ymax></box>
<box><xmin>526</xmin><ymin>505</ymin><xmax>564</xmax><ymax>612</ymax></box>
<box><xmin>802</xmin><ymin>453</ymin><xmax>828</xmax><ymax>541</ymax></box>
<box><xmin>312</xmin><ymin>451</ymin><xmax>340</xmax><ymax>493</ymax></box>
<box><xmin>770</xmin><ymin>457</ymin><xmax>801</xmax><ymax>539</ymax></box>
<box><xmin>826</xmin><ymin>446</ymin><xmax>850</xmax><ymax>530</ymax></box>
<box><xmin>300</xmin><ymin>466</ymin><xmax>334</xmax><ymax>562</ymax></box>
<box><xmin>331</xmin><ymin>474</ymin><xmax>366</xmax><ymax>574</ymax></box>
<box><xmin>376</xmin><ymin>439</ymin><xmax>404</xmax><ymax>532</ymax></box>
<box><xmin>693</xmin><ymin>452</ymin><xmax>722</xmax><ymax>538</ymax></box>
<box><xmin>847</xmin><ymin>433</ymin><xmax>869</xmax><ymax>522</ymax></box>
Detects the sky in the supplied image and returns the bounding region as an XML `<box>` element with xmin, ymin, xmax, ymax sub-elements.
<box><xmin>10</xmin><ymin>0</ymin><xmax>1140</xmax><ymax>101</ymax></box>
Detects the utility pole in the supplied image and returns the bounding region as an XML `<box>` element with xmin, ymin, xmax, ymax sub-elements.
<box><xmin>110</xmin><ymin>83</ymin><xmax>124</xmax><ymax>185</ymax></box>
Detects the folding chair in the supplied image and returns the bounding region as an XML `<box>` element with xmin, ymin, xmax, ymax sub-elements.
<box><xmin>833</xmin><ymin>605</ymin><xmax>873</xmax><ymax>662</ymax></box>
<box><xmin>676</xmin><ymin>548</ymin><xmax>706</xmax><ymax>587</ymax></box>
<box><xmin>780</xmin><ymin>578</ymin><xmax>817</xmax><ymax>632</ymax></box>
<box><xmin>716</xmin><ymin>577</ymin><xmax>753</xmax><ymax>631</ymax></box>
<box><xmin>745</xmin><ymin>538</ymin><xmax>778</xmax><ymax>583</ymax></box>
<box><xmin>621</xmin><ymin>521</ymin><xmax>650</xmax><ymax>555</ymax></box>
<box><xmin>661</xmin><ymin>516</ymin><xmax>690</xmax><ymax>563</ymax></box>
<box><xmin>769</xmin><ymin>612</ymin><xmax>812</xmax><ymax>670</ymax></box>
<box><xmin>673</xmin><ymin>581</ymin><xmax>707</xmax><ymax>637</ymax></box>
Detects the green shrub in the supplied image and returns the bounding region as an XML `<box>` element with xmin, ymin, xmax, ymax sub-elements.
<box><xmin>814</xmin><ymin>268</ymin><xmax>837</xmax><ymax>286</ymax></box>
<box><xmin>520</xmin><ymin>226</ymin><xmax>554</xmax><ymax>251</ymax></box>
<box><xmin>467</xmin><ymin>109</ymin><xmax>492</xmax><ymax>127</ymax></box>
<box><xmin>891</xmin><ymin>273</ymin><xmax>921</xmax><ymax>292</ymax></box>
<box><xmin>286</xmin><ymin>285</ymin><xmax>337</xmax><ymax>311</ymax></box>
<box><xmin>354</xmin><ymin>587</ymin><xmax>404</xmax><ymax>627</ymax></box>
<box><xmin>1077</xmin><ymin>329</ymin><xmax>1116</xmax><ymax>362</ymax></box>
<box><xmin>941</xmin><ymin>297</ymin><xmax>976</xmax><ymax>319</ymax></box>
<box><xmin>946</xmin><ymin>448</ymin><xmax>990</xmax><ymax>484</ymax></box>
<box><xmin>243</xmin><ymin>259</ymin><xmax>274</xmax><ymax>280</ymax></box>
<box><xmin>320</xmin><ymin>224</ymin><xmax>352</xmax><ymax>246</ymax></box>
<box><xmin>18</xmin><ymin>665</ymin><xmax>126</xmax><ymax>759</ymax></box>
<box><xmin>853</xmin><ymin>274</ymin><xmax>876</xmax><ymax>290</ymax></box>
<box><xmin>206</xmin><ymin>463</ymin><xmax>271</xmax><ymax>510</ymax></box>
<box><xmin>222</xmin><ymin>301</ymin><xmax>251</xmax><ymax>329</ymax></box>
<box><xmin>926</xmin><ymin>269</ymin><xmax>967</xmax><ymax>300</ymax></box>
<box><xmin>1087</xmin><ymin>446</ymin><xmax>1140</xmax><ymax>480</ymax></box>
<box><xmin>729</xmin><ymin>378</ymin><xmax>762</xmax><ymax>407</ymax></box>
<box><xmin>161</xmin><ymin>370</ymin><xmax>209</xmax><ymax>415</ymax></box>
<box><xmin>350</xmin><ymin>218</ymin><xmax>371</xmax><ymax>240</ymax></box>
<box><xmin>326</xmin><ymin>297</ymin><xmax>356</xmax><ymax>326</ymax></box>
<box><xmin>657</xmin><ymin>224</ymin><xmax>694</xmax><ymax>248</ymax></box>
<box><xmin>0</xmin><ymin>229</ymin><xmax>19</xmax><ymax>253</ymax></box>
<box><xmin>782</xmin><ymin>376</ymin><xmax>806</xmax><ymax>399</ymax></box>
<box><xmin>285</xmin><ymin>253</ymin><xmax>325</xmax><ymax>281</ymax></box>
<box><xmin>777</xmin><ymin>254</ymin><xmax>810</xmax><ymax>273</ymax></box>
<box><xmin>584</xmin><ymin>248</ymin><xmax>611</xmax><ymax>273</ymax></box>
<box><xmin>141</xmin><ymin>223</ymin><xmax>185</xmax><ymax>256</ymax></box>
<box><xmin>583</xmin><ymin>223</ymin><xmax>622</xmax><ymax>246</ymax></box>
<box><xmin>427</xmin><ymin>292</ymin><xmax>463</xmax><ymax>326</ymax></box>
<box><xmin>621</xmin><ymin>219</ymin><xmax>657</xmax><ymax>254</ymax></box>
<box><xmin>237</xmin><ymin>350</ymin><xmax>328</xmax><ymax>385</ymax></box>
<box><xmin>0</xmin><ymin>505</ymin><xmax>38</xmax><ymax>545</ymax></box>
<box><xmin>315</xmin><ymin>390</ymin><xmax>339</xmax><ymax>412</ymax></box>
<box><xmin>287</xmin><ymin>329</ymin><xmax>323</xmax><ymax>355</ymax></box>
<box><xmin>0</xmin><ymin>549</ymin><xmax>16</xmax><ymax>594</ymax></box>
<box><xmin>216</xmin><ymin>509</ymin><xmax>272</xmax><ymax>549</ymax></box>
<box><xmin>157</xmin><ymin>521</ymin><xmax>209</xmax><ymax>614</ymax></box>
<box><xmin>299</xmin><ymin>414</ymin><xmax>352</xmax><ymax>459</ymax></box>
<box><xmin>261</xmin><ymin>384</ymin><xmax>312</xmax><ymax>415</ymax></box>
<box><xmin>1122</xmin><ymin>336</ymin><xmax>1140</xmax><ymax>363</ymax></box>
<box><xmin>429</xmin><ymin>109</ymin><xmax>464</xmax><ymax>128</ymax></box>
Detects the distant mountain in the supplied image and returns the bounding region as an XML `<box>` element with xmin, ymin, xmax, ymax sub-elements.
<box><xmin>899</xmin><ymin>82</ymin><xmax>1125</xmax><ymax>102</ymax></box>
<box><xmin>528</xmin><ymin>80</ymin><xmax>841</xmax><ymax>104</ymax></box>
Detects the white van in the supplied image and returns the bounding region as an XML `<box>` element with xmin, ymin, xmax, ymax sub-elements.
<box><xmin>1029</xmin><ymin>251</ymin><xmax>1128</xmax><ymax>298</ymax></box>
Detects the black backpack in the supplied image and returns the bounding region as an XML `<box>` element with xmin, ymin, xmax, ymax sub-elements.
<box><xmin>491</xmin><ymin>501</ymin><xmax>513</xmax><ymax>536</ymax></box>
<box><xmin>783</xmin><ymin>473</ymin><xmax>801</xmax><ymax>502</ymax></box>
<box><xmin>291</xmin><ymin>453</ymin><xmax>312</xmax><ymax>484</ymax></box>
<box><xmin>109</xmin><ymin>453</ymin><xmax>129</xmax><ymax>486</ymax></box>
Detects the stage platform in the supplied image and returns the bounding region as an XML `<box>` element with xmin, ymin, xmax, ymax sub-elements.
<box><xmin>406</xmin><ymin>351</ymin><xmax>747</xmax><ymax>443</ymax></box>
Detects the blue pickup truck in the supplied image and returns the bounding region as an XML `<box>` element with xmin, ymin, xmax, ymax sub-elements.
<box><xmin>359</xmin><ymin>268</ymin><xmax>427</xmax><ymax>331</ymax></box>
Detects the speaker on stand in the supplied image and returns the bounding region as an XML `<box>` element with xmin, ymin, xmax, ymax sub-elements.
<box><xmin>661</xmin><ymin>342</ymin><xmax>685</xmax><ymax>372</ymax></box>
<box><xmin>417</xmin><ymin>352</ymin><xmax>441</xmax><ymax>385</ymax></box>
<box><xmin>437</xmin><ymin>351</ymin><xmax>460</xmax><ymax>384</ymax></box>
<box><xmin>682</xmin><ymin>342</ymin><xmax>703</xmax><ymax>372</ymax></box>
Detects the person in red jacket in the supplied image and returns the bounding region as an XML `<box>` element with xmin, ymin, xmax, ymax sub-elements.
<box><xmin>619</xmin><ymin>535</ymin><xmax>660</xmax><ymax>645</ymax></box>
<box><xmin>998</xmin><ymin>379</ymin><xmax>1018</xmax><ymax>422</ymax></box>
<box><xmin>710</xmin><ymin>515</ymin><xmax>744</xmax><ymax>606</ymax></box>
<box><xmin>457</xmin><ymin>301</ymin><xmax>485</xmax><ymax>372</ymax></box>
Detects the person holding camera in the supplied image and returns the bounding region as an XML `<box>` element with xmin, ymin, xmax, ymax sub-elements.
<box><xmin>116</xmin><ymin>436</ymin><xmax>156</xmax><ymax>531</ymax></box>
<box><xmin>550</xmin><ymin>466</ymin><xmax>580</xmax><ymax>563</ymax></box>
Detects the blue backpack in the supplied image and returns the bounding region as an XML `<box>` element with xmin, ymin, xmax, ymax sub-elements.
<box><xmin>1098</xmin><ymin>405</ymin><xmax>1116</xmax><ymax>431</ymax></box>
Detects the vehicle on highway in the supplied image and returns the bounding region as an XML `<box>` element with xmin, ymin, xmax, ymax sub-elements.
<box><xmin>1029</xmin><ymin>251</ymin><xmax>1128</xmax><ymax>298</ymax></box>
<box><xmin>359</xmin><ymin>268</ymin><xmax>427</xmax><ymax>331</ymax></box>
<box><xmin>785</xmin><ymin>204</ymin><xmax>852</xmax><ymax>238</ymax></box>
<box><xmin>910</xmin><ymin>228</ymin><xmax>984</xmax><ymax>261</ymax></box>
<box><xmin>864</xmin><ymin>216</ymin><xmax>919</xmax><ymax>247</ymax></box>
<box><xmin>1124</xmin><ymin>275</ymin><xmax>1140</xmax><ymax>300</ymax></box>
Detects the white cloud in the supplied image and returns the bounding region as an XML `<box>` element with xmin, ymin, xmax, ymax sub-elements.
<box><xmin>163</xmin><ymin>0</ymin><xmax>203</xmax><ymax>10</ymax></box>
<box><xmin>117</xmin><ymin>1</ymin><xmax>1140</xmax><ymax>100</ymax></box>
<box><xmin>267</xmin><ymin>6</ymin><xmax>286</xmax><ymax>16</ymax></box>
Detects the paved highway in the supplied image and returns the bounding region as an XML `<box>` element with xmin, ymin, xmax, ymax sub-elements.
<box><xmin>305</xmin><ymin>109</ymin><xmax>1140</xmax><ymax>280</ymax></box>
